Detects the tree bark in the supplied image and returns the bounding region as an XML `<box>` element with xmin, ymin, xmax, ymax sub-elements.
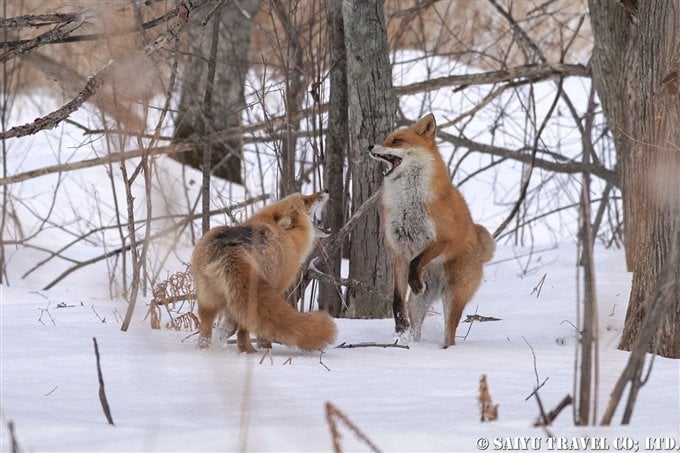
<box><xmin>173</xmin><ymin>1</ymin><xmax>261</xmax><ymax>184</ymax></box>
<box><xmin>317</xmin><ymin>0</ymin><xmax>348</xmax><ymax>317</ymax></box>
<box><xmin>617</xmin><ymin>0</ymin><xmax>680</xmax><ymax>358</ymax></box>
<box><xmin>587</xmin><ymin>0</ymin><xmax>638</xmax><ymax>270</ymax></box>
<box><xmin>343</xmin><ymin>0</ymin><xmax>397</xmax><ymax>318</ymax></box>
<box><xmin>591</xmin><ymin>0</ymin><xmax>680</xmax><ymax>358</ymax></box>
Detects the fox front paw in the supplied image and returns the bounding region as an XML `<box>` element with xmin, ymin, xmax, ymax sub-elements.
<box><xmin>197</xmin><ymin>333</ymin><xmax>211</xmax><ymax>349</ymax></box>
<box><xmin>395</xmin><ymin>329</ymin><xmax>413</xmax><ymax>346</ymax></box>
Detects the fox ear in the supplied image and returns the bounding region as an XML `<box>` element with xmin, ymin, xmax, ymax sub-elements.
<box><xmin>277</xmin><ymin>211</ymin><xmax>298</xmax><ymax>229</ymax></box>
<box><xmin>415</xmin><ymin>113</ymin><xmax>436</xmax><ymax>138</ymax></box>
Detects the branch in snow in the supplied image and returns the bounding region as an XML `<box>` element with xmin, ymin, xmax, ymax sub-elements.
<box><xmin>335</xmin><ymin>341</ymin><xmax>409</xmax><ymax>349</ymax></box>
<box><xmin>92</xmin><ymin>337</ymin><xmax>114</xmax><ymax>426</ymax></box>
<box><xmin>534</xmin><ymin>394</ymin><xmax>573</xmax><ymax>427</ymax></box>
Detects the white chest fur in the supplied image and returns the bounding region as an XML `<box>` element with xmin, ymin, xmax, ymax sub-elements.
<box><xmin>382</xmin><ymin>161</ymin><xmax>436</xmax><ymax>260</ymax></box>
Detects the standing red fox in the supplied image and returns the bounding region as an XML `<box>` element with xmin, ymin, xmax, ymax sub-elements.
<box><xmin>369</xmin><ymin>114</ymin><xmax>495</xmax><ymax>347</ymax></box>
<box><xmin>191</xmin><ymin>191</ymin><xmax>337</xmax><ymax>353</ymax></box>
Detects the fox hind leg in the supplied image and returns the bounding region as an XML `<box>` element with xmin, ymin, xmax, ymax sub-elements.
<box><xmin>236</xmin><ymin>327</ymin><xmax>257</xmax><ymax>353</ymax></box>
<box><xmin>197</xmin><ymin>288</ymin><xmax>222</xmax><ymax>349</ymax></box>
<box><xmin>408</xmin><ymin>266</ymin><xmax>442</xmax><ymax>342</ymax></box>
<box><xmin>442</xmin><ymin>260</ymin><xmax>483</xmax><ymax>348</ymax></box>
<box><xmin>195</xmin><ymin>278</ymin><xmax>227</xmax><ymax>348</ymax></box>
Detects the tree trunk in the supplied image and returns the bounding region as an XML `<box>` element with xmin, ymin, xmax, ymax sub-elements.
<box><xmin>618</xmin><ymin>0</ymin><xmax>680</xmax><ymax>358</ymax></box>
<box><xmin>272</xmin><ymin>0</ymin><xmax>306</xmax><ymax>198</ymax></box>
<box><xmin>343</xmin><ymin>0</ymin><xmax>397</xmax><ymax>318</ymax></box>
<box><xmin>173</xmin><ymin>1</ymin><xmax>261</xmax><ymax>184</ymax></box>
<box><xmin>587</xmin><ymin>0</ymin><xmax>638</xmax><ymax>270</ymax></box>
<box><xmin>591</xmin><ymin>0</ymin><xmax>680</xmax><ymax>358</ymax></box>
<box><xmin>317</xmin><ymin>0</ymin><xmax>348</xmax><ymax>317</ymax></box>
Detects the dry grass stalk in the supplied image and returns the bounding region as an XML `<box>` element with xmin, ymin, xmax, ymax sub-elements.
<box><xmin>146</xmin><ymin>266</ymin><xmax>195</xmax><ymax>330</ymax></box>
<box><xmin>479</xmin><ymin>374</ymin><xmax>499</xmax><ymax>422</ymax></box>
<box><xmin>325</xmin><ymin>402</ymin><xmax>381</xmax><ymax>453</ymax></box>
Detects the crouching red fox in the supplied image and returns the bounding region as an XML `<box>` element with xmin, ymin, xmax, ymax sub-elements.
<box><xmin>191</xmin><ymin>191</ymin><xmax>337</xmax><ymax>353</ymax></box>
<box><xmin>369</xmin><ymin>114</ymin><xmax>495</xmax><ymax>347</ymax></box>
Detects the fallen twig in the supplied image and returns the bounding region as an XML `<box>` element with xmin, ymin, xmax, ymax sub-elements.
<box><xmin>531</xmin><ymin>273</ymin><xmax>547</xmax><ymax>297</ymax></box>
<box><xmin>259</xmin><ymin>348</ymin><xmax>273</xmax><ymax>365</ymax></box>
<box><xmin>37</xmin><ymin>302</ymin><xmax>56</xmax><ymax>326</ymax></box>
<box><xmin>335</xmin><ymin>341</ymin><xmax>409</xmax><ymax>350</ymax></box>
<box><xmin>319</xmin><ymin>350</ymin><xmax>331</xmax><ymax>371</ymax></box>
<box><xmin>92</xmin><ymin>337</ymin><xmax>114</xmax><ymax>426</ymax></box>
<box><xmin>463</xmin><ymin>314</ymin><xmax>502</xmax><ymax>323</ymax></box>
<box><xmin>534</xmin><ymin>394</ymin><xmax>573</xmax><ymax>427</ymax></box>
<box><xmin>45</xmin><ymin>386</ymin><xmax>58</xmax><ymax>397</ymax></box>
<box><xmin>91</xmin><ymin>305</ymin><xmax>106</xmax><ymax>323</ymax></box>
<box><xmin>7</xmin><ymin>419</ymin><xmax>22</xmax><ymax>453</ymax></box>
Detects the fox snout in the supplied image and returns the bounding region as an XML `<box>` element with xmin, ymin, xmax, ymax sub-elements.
<box><xmin>368</xmin><ymin>144</ymin><xmax>403</xmax><ymax>177</ymax></box>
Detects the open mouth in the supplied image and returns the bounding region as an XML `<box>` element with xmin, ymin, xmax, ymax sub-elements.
<box><xmin>370</xmin><ymin>152</ymin><xmax>402</xmax><ymax>177</ymax></box>
<box><xmin>312</xmin><ymin>216</ymin><xmax>331</xmax><ymax>237</ymax></box>
<box><xmin>311</xmin><ymin>197</ymin><xmax>331</xmax><ymax>237</ymax></box>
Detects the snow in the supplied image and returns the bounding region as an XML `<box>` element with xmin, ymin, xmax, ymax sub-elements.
<box><xmin>2</xmin><ymin>242</ymin><xmax>679</xmax><ymax>452</ymax></box>
<box><xmin>2</xmin><ymin>56</ymin><xmax>678</xmax><ymax>452</ymax></box>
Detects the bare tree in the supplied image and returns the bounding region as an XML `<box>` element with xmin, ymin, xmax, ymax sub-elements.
<box><xmin>589</xmin><ymin>0</ymin><xmax>680</xmax><ymax>358</ymax></box>
<box><xmin>317</xmin><ymin>0</ymin><xmax>348</xmax><ymax>317</ymax></box>
<box><xmin>173</xmin><ymin>0</ymin><xmax>261</xmax><ymax>185</ymax></box>
<box><xmin>588</xmin><ymin>0</ymin><xmax>639</xmax><ymax>270</ymax></box>
<box><xmin>343</xmin><ymin>0</ymin><xmax>397</xmax><ymax>318</ymax></box>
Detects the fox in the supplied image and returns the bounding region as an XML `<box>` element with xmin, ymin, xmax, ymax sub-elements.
<box><xmin>368</xmin><ymin>114</ymin><xmax>495</xmax><ymax>347</ymax></box>
<box><xmin>191</xmin><ymin>190</ymin><xmax>337</xmax><ymax>353</ymax></box>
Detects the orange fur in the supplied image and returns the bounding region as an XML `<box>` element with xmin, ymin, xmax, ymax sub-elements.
<box><xmin>191</xmin><ymin>191</ymin><xmax>337</xmax><ymax>353</ymax></box>
<box><xmin>369</xmin><ymin>114</ymin><xmax>495</xmax><ymax>347</ymax></box>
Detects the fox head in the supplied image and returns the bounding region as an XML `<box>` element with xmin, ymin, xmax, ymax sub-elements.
<box><xmin>368</xmin><ymin>113</ymin><xmax>438</xmax><ymax>179</ymax></box>
<box><xmin>275</xmin><ymin>190</ymin><xmax>330</xmax><ymax>237</ymax></box>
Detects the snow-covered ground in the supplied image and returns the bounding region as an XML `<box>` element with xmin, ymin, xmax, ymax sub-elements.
<box><xmin>2</xmin><ymin>242</ymin><xmax>679</xmax><ymax>452</ymax></box>
<box><xmin>2</xmin><ymin>53</ymin><xmax>678</xmax><ymax>451</ymax></box>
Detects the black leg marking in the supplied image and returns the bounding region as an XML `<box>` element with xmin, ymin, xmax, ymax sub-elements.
<box><xmin>408</xmin><ymin>254</ymin><xmax>425</xmax><ymax>294</ymax></box>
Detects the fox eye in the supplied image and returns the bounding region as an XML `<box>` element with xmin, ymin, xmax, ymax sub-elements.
<box><xmin>391</xmin><ymin>138</ymin><xmax>402</xmax><ymax>146</ymax></box>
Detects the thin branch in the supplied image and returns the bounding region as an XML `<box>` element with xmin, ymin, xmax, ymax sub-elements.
<box><xmin>326</xmin><ymin>402</ymin><xmax>382</xmax><ymax>453</ymax></box>
<box><xmin>0</xmin><ymin>7</ymin><xmax>183</xmax><ymax>47</ymax></box>
<box><xmin>395</xmin><ymin>63</ymin><xmax>589</xmax><ymax>97</ymax></box>
<box><xmin>92</xmin><ymin>337</ymin><xmax>114</xmax><ymax>426</ymax></box>
<box><xmin>6</xmin><ymin>419</ymin><xmax>22</xmax><ymax>453</ymax></box>
<box><xmin>0</xmin><ymin>144</ymin><xmax>191</xmax><ymax>186</ymax></box>
<box><xmin>308</xmin><ymin>258</ymin><xmax>392</xmax><ymax>308</ymax></box>
<box><xmin>0</xmin><ymin>13</ymin><xmax>80</xmax><ymax>27</ymax></box>
<box><xmin>0</xmin><ymin>1</ymin><xmax>203</xmax><ymax>140</ymax></box>
<box><xmin>491</xmin><ymin>76</ymin><xmax>567</xmax><ymax>239</ymax></box>
<box><xmin>311</xmin><ymin>189</ymin><xmax>381</xmax><ymax>263</ymax></box>
<box><xmin>437</xmin><ymin>132</ymin><xmax>619</xmax><ymax>187</ymax></box>
<box><xmin>335</xmin><ymin>341</ymin><xmax>409</xmax><ymax>350</ymax></box>
<box><xmin>41</xmin><ymin>195</ymin><xmax>268</xmax><ymax>290</ymax></box>
<box><xmin>600</xmin><ymin>229</ymin><xmax>680</xmax><ymax>425</ymax></box>
<box><xmin>0</xmin><ymin>14</ymin><xmax>86</xmax><ymax>64</ymax></box>
<box><xmin>534</xmin><ymin>394</ymin><xmax>573</xmax><ymax>427</ymax></box>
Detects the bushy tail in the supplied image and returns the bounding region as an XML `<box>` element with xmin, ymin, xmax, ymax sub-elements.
<box><xmin>475</xmin><ymin>224</ymin><xmax>495</xmax><ymax>263</ymax></box>
<box><xmin>232</xmin><ymin>279</ymin><xmax>337</xmax><ymax>351</ymax></box>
